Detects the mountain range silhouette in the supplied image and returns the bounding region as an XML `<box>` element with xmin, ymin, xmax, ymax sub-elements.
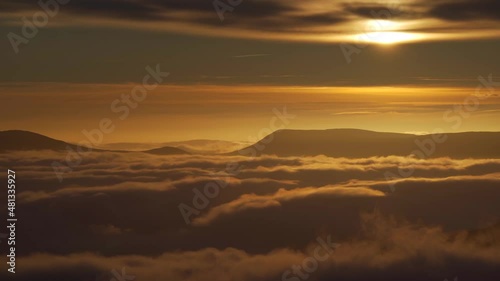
<box><xmin>2</xmin><ymin>129</ymin><xmax>500</xmax><ymax>158</ymax></box>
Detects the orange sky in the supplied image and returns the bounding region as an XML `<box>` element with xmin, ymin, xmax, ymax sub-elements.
<box><xmin>1</xmin><ymin>83</ymin><xmax>499</xmax><ymax>142</ymax></box>
<box><xmin>1</xmin><ymin>0</ymin><xmax>500</xmax><ymax>142</ymax></box>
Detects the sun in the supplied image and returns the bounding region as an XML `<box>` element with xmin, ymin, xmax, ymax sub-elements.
<box><xmin>362</xmin><ymin>31</ymin><xmax>416</xmax><ymax>45</ymax></box>
<box><xmin>354</xmin><ymin>20</ymin><xmax>420</xmax><ymax>45</ymax></box>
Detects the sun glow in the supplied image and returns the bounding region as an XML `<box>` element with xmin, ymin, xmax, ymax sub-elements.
<box><xmin>361</xmin><ymin>31</ymin><xmax>418</xmax><ymax>44</ymax></box>
<box><xmin>349</xmin><ymin>20</ymin><xmax>422</xmax><ymax>44</ymax></box>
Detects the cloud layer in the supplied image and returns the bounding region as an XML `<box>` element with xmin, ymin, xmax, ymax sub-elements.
<box><xmin>1</xmin><ymin>149</ymin><xmax>500</xmax><ymax>280</ymax></box>
<box><xmin>3</xmin><ymin>213</ymin><xmax>500</xmax><ymax>281</ymax></box>
<box><xmin>2</xmin><ymin>0</ymin><xmax>500</xmax><ymax>42</ymax></box>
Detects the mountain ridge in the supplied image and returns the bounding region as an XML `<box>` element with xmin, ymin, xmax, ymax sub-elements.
<box><xmin>0</xmin><ymin>130</ymin><xmax>189</xmax><ymax>155</ymax></box>
<box><xmin>233</xmin><ymin>128</ymin><xmax>500</xmax><ymax>158</ymax></box>
<box><xmin>2</xmin><ymin>129</ymin><xmax>499</xmax><ymax>158</ymax></box>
